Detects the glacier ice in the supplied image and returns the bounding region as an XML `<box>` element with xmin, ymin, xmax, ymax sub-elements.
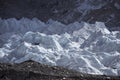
<box><xmin>0</xmin><ymin>18</ymin><xmax>120</xmax><ymax>76</ymax></box>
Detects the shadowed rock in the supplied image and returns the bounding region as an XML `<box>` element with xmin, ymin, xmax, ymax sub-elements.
<box><xmin>0</xmin><ymin>60</ymin><xmax>120</xmax><ymax>80</ymax></box>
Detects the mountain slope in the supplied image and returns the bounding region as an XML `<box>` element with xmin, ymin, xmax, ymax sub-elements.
<box><xmin>0</xmin><ymin>60</ymin><xmax>120</xmax><ymax>80</ymax></box>
<box><xmin>0</xmin><ymin>0</ymin><xmax>120</xmax><ymax>27</ymax></box>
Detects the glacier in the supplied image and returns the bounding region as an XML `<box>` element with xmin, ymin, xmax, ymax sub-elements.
<box><xmin>0</xmin><ymin>18</ymin><xmax>120</xmax><ymax>76</ymax></box>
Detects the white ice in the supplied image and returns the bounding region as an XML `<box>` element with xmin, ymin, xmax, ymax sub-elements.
<box><xmin>0</xmin><ymin>18</ymin><xmax>120</xmax><ymax>76</ymax></box>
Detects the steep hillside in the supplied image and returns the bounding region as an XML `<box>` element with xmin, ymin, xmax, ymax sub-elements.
<box><xmin>0</xmin><ymin>0</ymin><xmax>120</xmax><ymax>27</ymax></box>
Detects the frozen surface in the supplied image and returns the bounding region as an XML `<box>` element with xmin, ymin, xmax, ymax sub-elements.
<box><xmin>76</xmin><ymin>0</ymin><xmax>107</xmax><ymax>13</ymax></box>
<box><xmin>0</xmin><ymin>18</ymin><xmax>120</xmax><ymax>76</ymax></box>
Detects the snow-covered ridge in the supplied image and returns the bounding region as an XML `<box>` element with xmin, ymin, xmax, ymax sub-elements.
<box><xmin>0</xmin><ymin>18</ymin><xmax>120</xmax><ymax>76</ymax></box>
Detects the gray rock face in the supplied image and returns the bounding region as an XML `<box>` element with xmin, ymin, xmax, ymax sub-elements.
<box><xmin>0</xmin><ymin>0</ymin><xmax>120</xmax><ymax>27</ymax></box>
<box><xmin>0</xmin><ymin>60</ymin><xmax>120</xmax><ymax>80</ymax></box>
<box><xmin>0</xmin><ymin>0</ymin><xmax>76</xmax><ymax>21</ymax></box>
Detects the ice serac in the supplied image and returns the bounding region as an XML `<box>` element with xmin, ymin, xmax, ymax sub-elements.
<box><xmin>0</xmin><ymin>18</ymin><xmax>120</xmax><ymax>76</ymax></box>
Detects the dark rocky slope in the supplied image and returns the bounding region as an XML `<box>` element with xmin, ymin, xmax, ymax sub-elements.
<box><xmin>0</xmin><ymin>0</ymin><xmax>120</xmax><ymax>27</ymax></box>
<box><xmin>0</xmin><ymin>0</ymin><xmax>76</xmax><ymax>21</ymax></box>
<box><xmin>0</xmin><ymin>60</ymin><xmax>120</xmax><ymax>80</ymax></box>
